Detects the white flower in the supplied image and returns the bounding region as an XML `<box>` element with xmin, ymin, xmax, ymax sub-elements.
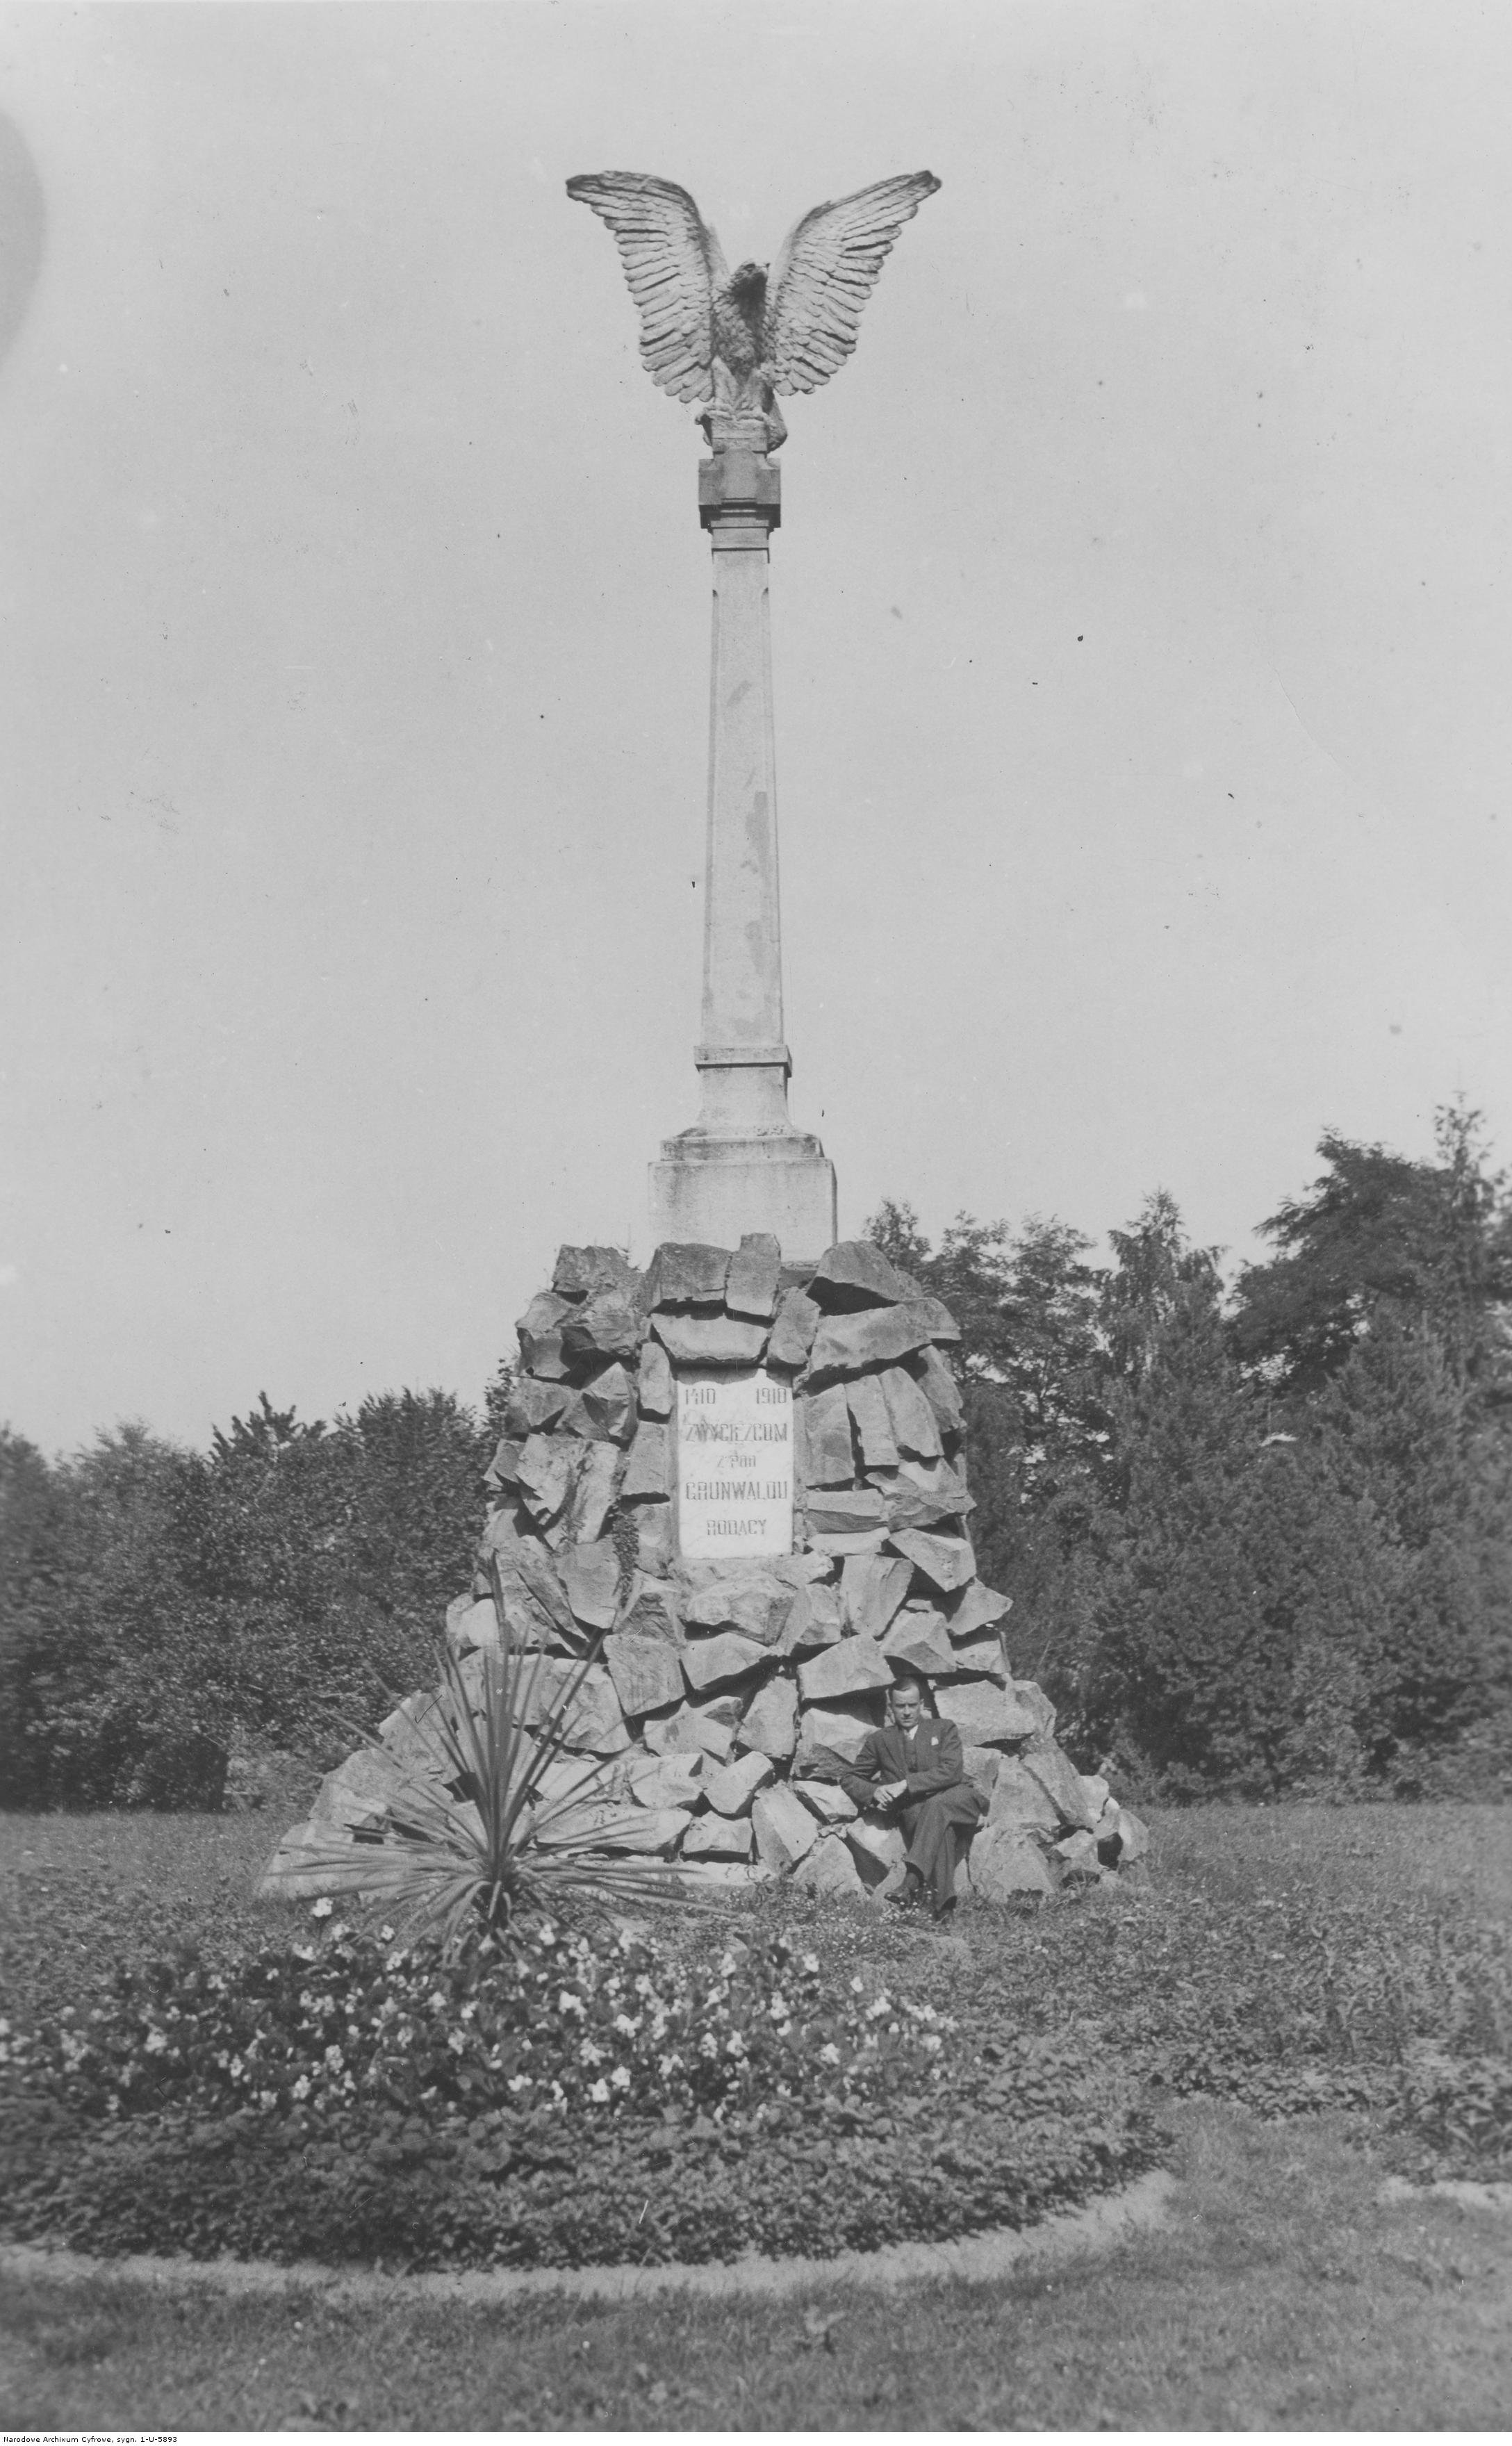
<box><xmin>291</xmin><ymin>2076</ymin><xmax>311</xmax><ymax>2101</ymax></box>
<box><xmin>866</xmin><ymin>1994</ymin><xmax>891</xmax><ymax>2020</ymax></box>
<box><xmin>324</xmin><ymin>2044</ymin><xmax>344</xmax><ymax>2072</ymax></box>
<box><xmin>802</xmin><ymin>1954</ymin><xmax>819</xmax><ymax>1975</ymax></box>
<box><xmin>769</xmin><ymin>1995</ymin><xmax>789</xmax><ymax>2019</ymax></box>
<box><xmin>378</xmin><ymin>1926</ymin><xmax>395</xmax><ymax>1942</ymax></box>
<box><xmin>459</xmin><ymin>2001</ymin><xmax>477</xmax><ymax>2022</ymax></box>
<box><xmin>698</xmin><ymin>2032</ymin><xmax>719</xmax><ymax>2059</ymax></box>
<box><xmin>428</xmin><ymin>1989</ymin><xmax>448</xmax><ymax>2013</ymax></box>
<box><xmin>610</xmin><ymin>2065</ymin><xmax>631</xmax><ymax>2090</ymax></box>
<box><xmin>311</xmin><ymin>1898</ymin><xmax>334</xmax><ymax>1919</ymax></box>
<box><xmin>725</xmin><ymin>2033</ymin><xmax>746</xmax><ymax>2058</ymax></box>
<box><xmin>589</xmin><ymin>2077</ymin><xmax>611</xmax><ymax>2103</ymax></box>
<box><xmin>559</xmin><ymin>1989</ymin><xmax>585</xmax><ymax>2017</ymax></box>
<box><xmin>507</xmin><ymin>2073</ymin><xmax>532</xmax><ymax>2092</ymax></box>
<box><xmin>447</xmin><ymin>2029</ymin><xmax>466</xmax><ymax>2055</ymax></box>
<box><xmin>718</xmin><ymin>1951</ymin><xmax>740</xmax><ymax>1977</ymax></box>
<box><xmin>820</xmin><ymin>2042</ymin><xmax>841</xmax><ymax>2066</ymax></box>
<box><xmin>144</xmin><ymin>2029</ymin><xmax>168</xmax><ymax>2055</ymax></box>
<box><xmin>580</xmin><ymin>2039</ymin><xmax>604</xmax><ymax>2066</ymax></box>
<box><xmin>921</xmin><ymin>2033</ymin><xmax>942</xmax><ymax>2053</ymax></box>
<box><xmin>658</xmin><ymin>2053</ymin><xmax>683</xmax><ymax>2076</ymax></box>
<box><xmin>258</xmin><ymin>2090</ymin><xmax>277</xmax><ymax>2110</ymax></box>
<box><xmin>613</xmin><ymin>2012</ymin><xmax>639</xmax><ymax>2036</ymax></box>
<box><xmin>850</xmin><ymin>1976</ymin><xmax>864</xmax><ymax>1992</ymax></box>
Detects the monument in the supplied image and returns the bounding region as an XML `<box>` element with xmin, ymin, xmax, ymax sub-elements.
<box><xmin>258</xmin><ymin>173</ymin><xmax>1149</xmax><ymax>1912</ymax></box>
<box><xmin>566</xmin><ymin>170</ymin><xmax>942</xmax><ymax>1264</ymax></box>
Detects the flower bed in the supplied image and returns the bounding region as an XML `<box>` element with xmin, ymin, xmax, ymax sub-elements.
<box><xmin>0</xmin><ymin>1917</ymin><xmax>1161</xmax><ymax>2269</ymax></box>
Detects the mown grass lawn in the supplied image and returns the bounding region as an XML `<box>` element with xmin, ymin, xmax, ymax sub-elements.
<box><xmin>2</xmin><ymin>1798</ymin><xmax>1511</xmax><ymax>2429</ymax></box>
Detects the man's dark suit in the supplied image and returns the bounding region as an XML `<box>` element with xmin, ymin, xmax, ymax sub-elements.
<box><xmin>839</xmin><ymin>1714</ymin><xmax>983</xmax><ymax>1907</ymax></box>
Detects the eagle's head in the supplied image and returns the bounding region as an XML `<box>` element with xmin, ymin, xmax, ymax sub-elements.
<box><xmin>728</xmin><ymin>259</ymin><xmax>769</xmax><ymax>304</ymax></box>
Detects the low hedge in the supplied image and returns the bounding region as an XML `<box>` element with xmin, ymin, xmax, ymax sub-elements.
<box><xmin>0</xmin><ymin>1919</ymin><xmax>1163</xmax><ymax>2269</ymax></box>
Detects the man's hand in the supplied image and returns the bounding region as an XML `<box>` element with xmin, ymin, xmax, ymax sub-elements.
<box><xmin>875</xmin><ymin>1777</ymin><xmax>909</xmax><ymax>1805</ymax></box>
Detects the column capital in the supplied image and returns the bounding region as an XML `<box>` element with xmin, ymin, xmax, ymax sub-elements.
<box><xmin>699</xmin><ymin>448</ymin><xmax>780</xmax><ymax>534</ymax></box>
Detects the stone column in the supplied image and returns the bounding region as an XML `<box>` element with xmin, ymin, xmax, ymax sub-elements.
<box><xmin>648</xmin><ymin>432</ymin><xmax>837</xmax><ymax>1263</ymax></box>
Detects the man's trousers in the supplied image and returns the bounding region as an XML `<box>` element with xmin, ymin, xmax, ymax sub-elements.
<box><xmin>896</xmin><ymin>1782</ymin><xmax>983</xmax><ymax>1905</ymax></box>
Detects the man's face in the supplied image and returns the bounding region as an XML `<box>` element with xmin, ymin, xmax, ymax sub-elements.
<box><xmin>889</xmin><ymin>1686</ymin><xmax>923</xmax><ymax>1733</ymax></box>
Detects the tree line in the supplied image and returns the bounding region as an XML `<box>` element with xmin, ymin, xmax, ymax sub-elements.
<box><xmin>3</xmin><ymin>1106</ymin><xmax>1509</xmax><ymax>1810</ymax></box>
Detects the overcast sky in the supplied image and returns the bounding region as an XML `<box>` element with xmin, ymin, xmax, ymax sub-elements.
<box><xmin>3</xmin><ymin>1</ymin><xmax>1509</xmax><ymax>1455</ymax></box>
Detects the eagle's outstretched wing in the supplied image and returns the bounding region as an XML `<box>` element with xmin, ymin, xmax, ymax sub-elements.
<box><xmin>762</xmin><ymin>171</ymin><xmax>941</xmax><ymax>397</ymax></box>
<box><xmin>565</xmin><ymin>172</ymin><xmax>728</xmax><ymax>404</ymax></box>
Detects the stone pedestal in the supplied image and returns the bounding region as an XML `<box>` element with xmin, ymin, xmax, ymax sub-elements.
<box><xmin>648</xmin><ymin>438</ymin><xmax>837</xmax><ymax>1266</ymax></box>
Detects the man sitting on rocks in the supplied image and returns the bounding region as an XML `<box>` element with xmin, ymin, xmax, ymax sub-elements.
<box><xmin>839</xmin><ymin>1676</ymin><xmax>983</xmax><ymax>1918</ymax></box>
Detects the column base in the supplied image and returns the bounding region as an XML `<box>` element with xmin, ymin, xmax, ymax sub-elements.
<box><xmin>648</xmin><ymin>1130</ymin><xmax>837</xmax><ymax>1269</ymax></box>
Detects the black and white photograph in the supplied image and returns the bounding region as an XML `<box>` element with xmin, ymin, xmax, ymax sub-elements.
<box><xmin>2</xmin><ymin>2</ymin><xmax>1510</xmax><ymax>2432</ymax></box>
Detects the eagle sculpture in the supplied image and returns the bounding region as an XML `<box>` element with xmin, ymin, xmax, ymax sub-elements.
<box><xmin>566</xmin><ymin>169</ymin><xmax>940</xmax><ymax>450</ymax></box>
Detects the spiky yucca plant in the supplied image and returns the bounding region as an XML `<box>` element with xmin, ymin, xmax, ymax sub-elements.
<box><xmin>290</xmin><ymin>1559</ymin><xmax>689</xmax><ymax>1954</ymax></box>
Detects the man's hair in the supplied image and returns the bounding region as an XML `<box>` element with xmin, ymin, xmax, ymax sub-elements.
<box><xmin>890</xmin><ymin>1675</ymin><xmax>924</xmax><ymax>1698</ymax></box>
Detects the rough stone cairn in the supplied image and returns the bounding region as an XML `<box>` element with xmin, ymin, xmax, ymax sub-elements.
<box><xmin>261</xmin><ymin>1238</ymin><xmax>1147</xmax><ymax>1906</ymax></box>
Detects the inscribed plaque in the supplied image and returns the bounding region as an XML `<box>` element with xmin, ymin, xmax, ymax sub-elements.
<box><xmin>675</xmin><ymin>1370</ymin><xmax>794</xmax><ymax>1559</ymax></box>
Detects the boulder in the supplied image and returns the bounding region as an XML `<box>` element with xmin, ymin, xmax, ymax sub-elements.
<box><xmin>793</xmin><ymin>1696</ymin><xmax>884</xmax><ymax>1779</ymax></box>
<box><xmin>887</xmin><ymin>1526</ymin><xmax>976</xmax><ymax>1594</ymax></box>
<box><xmin>798</xmin><ymin>1635</ymin><xmax>894</xmax><ymax>1705</ymax></box>
<box><xmin>963</xmin><ymin>1745</ymin><xmax>1001</xmax><ymax>1806</ymax></box>
<box><xmin>914</xmin><ymin>1345</ymin><xmax>965</xmax><ymax>1435</ymax></box>
<box><xmin>846</xmin><ymin>1374</ymin><xmax>901</xmax><ymax>1468</ymax></box>
<box><xmin>646</xmin><ymin>1699</ymin><xmax>740</xmax><ymax>1763</ymax></box>
<box><xmin>942</xmin><ymin>1628</ymin><xmax>1008</xmax><ymax>1685</ymax></box>
<box><xmin>1011</xmin><ymin>1678</ymin><xmax>1057</xmax><ymax>1739</ymax></box>
<box><xmin>767</xmin><ymin>1286</ymin><xmax>821</xmax><ymax>1371</ymax></box>
<box><xmin>516</xmin><ymin>1432</ymin><xmax>579</xmax><ymax>1530</ymax></box>
<box><xmin>567</xmin><ymin>1443</ymin><xmax>621</xmax><ymax>1545</ymax></box>
<box><xmin>946</xmin><ymin>1580</ymin><xmax>1012</xmax><ymax>1639</ymax></box>
<box><xmin>647</xmin><ymin>1242</ymin><xmax>731</xmax><ymax>1307</ymax></box>
<box><xmin>637</xmin><ymin>1339</ymin><xmax>674</xmax><ymax>1420</ymax></box>
<box><xmin>939</xmin><ymin>1678</ymin><xmax>1040</xmax><ymax>1749</ymax></box>
<box><xmin>503</xmin><ymin>1377</ymin><xmax>571</xmax><ymax>1438</ymax></box>
<box><xmin>479</xmin><ymin>1511</ymin><xmax>579</xmax><ymax>1643</ymax></box>
<box><xmin>725</xmin><ymin>1233</ymin><xmax>782</xmax><ymax>1322</ymax></box>
<box><xmin>561</xmin><ymin>1292</ymin><xmax>643</xmax><ymax>1370</ymax></box>
<box><xmin>970</xmin><ymin>1826</ymin><xmax>1057</xmax><ymax>1901</ymax></box>
<box><xmin>1024</xmin><ymin>1737</ymin><xmax>1099</xmax><ymax>1830</ymax></box>
<box><xmin>683</xmin><ymin>1573</ymin><xmax>795</xmax><ymax>1648</ymax></box>
<box><xmin>702</xmin><ymin>1748</ymin><xmax>774</xmax><ymax>1816</ymax></box>
<box><xmin>379</xmin><ymin>1691</ymin><xmax>453</xmax><ymax>1778</ymax></box>
<box><xmin>518</xmin><ymin>1659</ymin><xmax>630</xmax><ymax>1755</ymax></box>
<box><xmin>807</xmin><ymin>1488</ymin><xmax>888</xmax><ymax>1537</ymax></box>
<box><xmin>517</xmin><ymin>1291</ymin><xmax>574</xmax><ymax>1379</ymax></box>
<box><xmin>807</xmin><ymin>1302</ymin><xmax>937</xmax><ymax>1383</ymax></box>
<box><xmin>311</xmin><ymin>1746</ymin><xmax>408</xmax><ymax>1834</ymax></box>
<box><xmin>792</xmin><ymin>1834</ymin><xmax>866</xmax><ymax>1898</ymax></box>
<box><xmin>552</xmin><ymin>1245</ymin><xmax>642</xmax><ymax>1304</ymax></box>
<box><xmin>561</xmin><ymin>1538</ymin><xmax>621</xmax><ymax>1632</ymax></box>
<box><xmin>559</xmin><ymin>1362</ymin><xmax>636</xmax><ymax>1445</ymax></box>
<box><xmin>652</xmin><ymin>1311</ymin><xmax>769</xmax><ymax>1368</ymax></box>
<box><xmin>800</xmin><ymin>1383</ymin><xmax>856</xmax><ymax>1486</ymax></box>
<box><xmin>1113</xmin><ymin>1804</ymin><xmax>1149</xmax><ymax>1864</ymax></box>
<box><xmin>634</xmin><ymin>1505</ymin><xmax>675</xmax><ymax>1575</ymax></box>
<box><xmin>879</xmin><ymin>1606</ymin><xmax>958</xmax><ymax>1682</ymax></box>
<box><xmin>445</xmin><ymin>1595</ymin><xmax>500</xmax><ymax>1659</ymax></box>
<box><xmin>534</xmin><ymin>1753</ymin><xmax>616</xmax><ymax>1812</ymax></box>
<box><xmin>1079</xmin><ymin>1773</ymin><xmax>1112</xmax><ymax>1820</ymax></box>
<box><xmin>614</xmin><ymin>1577</ymin><xmax>682</xmax><ymax>1643</ymax></box>
<box><xmin>789</xmin><ymin>1580</ymin><xmax>843</xmax><ymax>1652</ymax></box>
<box><xmin>735</xmin><ymin>1675</ymin><xmax>798</xmax><ymax>1759</ymax></box>
<box><xmin>601</xmin><ymin>1806</ymin><xmax>691</xmax><ymax>1856</ymax></box>
<box><xmin>840</xmin><ymin>1552</ymin><xmax>913</xmax><ymax>1641</ymax></box>
<box><xmin>682</xmin><ymin>1812</ymin><xmax>754</xmax><ymax>1860</ymax></box>
<box><xmin>627</xmin><ymin>1752</ymin><xmax>704</xmax><ymax>1811</ymax></box>
<box><xmin>882</xmin><ymin>1461</ymin><xmax>974</xmax><ymax>1533</ymax></box>
<box><xmin>986</xmin><ymin>1758</ymin><xmax>1062</xmax><ymax>1836</ymax></box>
<box><xmin>484</xmin><ymin>1438</ymin><xmax>524</xmax><ymax>1493</ymax></box>
<box><xmin>844</xmin><ymin>1812</ymin><xmax>907</xmax><ymax>1878</ymax></box>
<box><xmin>1053</xmin><ymin>1828</ymin><xmax>1101</xmax><ymax>1880</ymax></box>
<box><xmin>810</xmin><ymin>1241</ymin><xmax>916</xmax><ymax>1311</ymax></box>
<box><xmin>877</xmin><ymin>1366</ymin><xmax>944</xmax><ymax>1460</ymax></box>
<box><xmin>792</xmin><ymin>1778</ymin><xmax>857</xmax><ymax>1823</ymax></box>
<box><xmin>602</xmin><ymin>1632</ymin><xmax>686</xmax><ymax>1718</ymax></box>
<box><xmin>682</xmin><ymin>1632</ymin><xmax>769</xmax><ymax>1693</ymax></box>
<box><xmin>257</xmin><ymin>1821</ymin><xmax>359</xmax><ymax>1901</ymax></box>
<box><xmin>621</xmin><ymin>1420</ymin><xmax>672</xmax><ymax>1501</ymax></box>
<box><xmin>751</xmin><ymin>1784</ymin><xmax>821</xmax><ymax>1871</ymax></box>
<box><xmin>807</xmin><ymin>1527</ymin><xmax>889</xmax><ymax>1559</ymax></box>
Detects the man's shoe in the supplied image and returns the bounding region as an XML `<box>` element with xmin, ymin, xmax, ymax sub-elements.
<box><xmin>930</xmin><ymin>1894</ymin><xmax>957</xmax><ymax>1922</ymax></box>
<box><xmin>890</xmin><ymin>1873</ymin><xmax>926</xmax><ymax>1912</ymax></box>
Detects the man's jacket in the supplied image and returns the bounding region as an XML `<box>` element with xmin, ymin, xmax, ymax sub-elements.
<box><xmin>839</xmin><ymin>1716</ymin><xmax>976</xmax><ymax>1809</ymax></box>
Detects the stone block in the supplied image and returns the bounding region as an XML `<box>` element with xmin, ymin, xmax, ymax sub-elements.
<box><xmin>1011</xmin><ymin>1678</ymin><xmax>1058</xmax><ymax>1739</ymax></box>
<box><xmin>484</xmin><ymin>1438</ymin><xmax>524</xmax><ymax>1493</ymax></box>
<box><xmin>614</xmin><ymin>1577</ymin><xmax>682</xmax><ymax>1643</ymax></box>
<box><xmin>516</xmin><ymin>1432</ymin><xmax>579</xmax><ymax>1530</ymax></box>
<box><xmin>793</xmin><ymin>1696</ymin><xmax>885</xmax><ymax>1779</ymax></box>
<box><xmin>445</xmin><ymin>1595</ymin><xmax>500</xmax><ymax>1659</ymax></box>
<box><xmin>887</xmin><ymin>1526</ymin><xmax>976</xmax><ymax>1594</ymax></box>
<box><xmin>642</xmin><ymin>1701</ymin><xmax>732</xmax><ymax>1763</ymax></box>
<box><xmin>1079</xmin><ymin>1773</ymin><xmax>1112</xmax><ymax>1820</ymax></box>
<box><xmin>627</xmin><ymin>1752</ymin><xmax>705</xmax><ymax>1810</ymax></box>
<box><xmin>726</xmin><ymin>1233</ymin><xmax>782</xmax><ymax>1322</ymax></box>
<box><xmin>797</xmin><ymin>1634</ymin><xmax>894</xmax><ymax>1705</ymax></box>
<box><xmin>986</xmin><ymin>1757</ymin><xmax>1062</xmax><ymax>1835</ymax></box>
<box><xmin>767</xmin><ymin>1286</ymin><xmax>821</xmax><ymax>1371</ymax></box>
<box><xmin>561</xmin><ymin>1537</ymin><xmax>621</xmax><ymax>1632</ymax></box>
<box><xmin>518</xmin><ymin>1659</ymin><xmax>630</xmax><ymax>1755</ymax></box>
<box><xmin>257</xmin><ymin>1820</ymin><xmax>360</xmax><ymax>1901</ymax></box>
<box><xmin>517</xmin><ymin>1291</ymin><xmax>574</xmax><ymax>1379</ymax></box>
<box><xmin>504</xmin><ymin>1377</ymin><xmax>571</xmax><ymax>1438</ymax></box>
<box><xmin>751</xmin><ymin>1784</ymin><xmax>821</xmax><ymax>1871</ymax></box>
<box><xmin>559</xmin><ymin>1362</ymin><xmax>636</xmax><ymax>1445</ymax></box>
<box><xmin>652</xmin><ymin>1311</ymin><xmax>769</xmax><ymax>1368</ymax></box>
<box><xmin>939</xmin><ymin>1678</ymin><xmax>1040</xmax><ymax>1749</ymax></box>
<box><xmin>943</xmin><ymin>1628</ymin><xmax>1008</xmax><ymax>1684</ymax></box>
<box><xmin>1053</xmin><ymin>1828</ymin><xmax>1101</xmax><ymax>1880</ymax></box>
<box><xmin>621</xmin><ymin>1420</ymin><xmax>672</xmax><ymax>1501</ymax></box>
<box><xmin>948</xmin><ymin>1579</ymin><xmax>1013</xmax><ymax>1638</ymax></box>
<box><xmin>561</xmin><ymin>1292</ymin><xmax>644</xmax><ymax>1370</ymax></box>
<box><xmin>603</xmin><ymin>1632</ymin><xmax>686</xmax><ymax>1718</ymax></box>
<box><xmin>807</xmin><ymin>1302</ymin><xmax>937</xmax><ymax>1384</ymax></box>
<box><xmin>379</xmin><ymin>1691</ymin><xmax>453</xmax><ymax>1778</ymax></box>
<box><xmin>793</xmin><ymin>1778</ymin><xmax>858</xmax><ymax>1822</ymax></box>
<box><xmin>568</xmin><ymin>1444</ymin><xmax>620</xmax><ymax>1545</ymax></box>
<box><xmin>682</xmin><ymin>1812</ymin><xmax>755</xmax><ymax>1860</ymax></box>
<box><xmin>914</xmin><ymin>1345</ymin><xmax>965</xmax><ymax>1435</ymax></box>
<box><xmin>1113</xmin><ymin>1804</ymin><xmax>1149</xmax><ymax>1864</ymax></box>
<box><xmin>602</xmin><ymin>1806</ymin><xmax>691</xmax><ymax>1855</ymax></box>
<box><xmin>534</xmin><ymin>1753</ymin><xmax>616</xmax><ymax>1812</ymax></box>
<box><xmin>878</xmin><ymin>1365</ymin><xmax>943</xmax><ymax>1460</ymax></box>
<box><xmin>637</xmin><ymin>1339</ymin><xmax>674</xmax><ymax>1420</ymax></box>
<box><xmin>553</xmin><ymin>1245</ymin><xmax>643</xmax><ymax>1304</ymax></box>
<box><xmin>479</xmin><ymin>1510</ymin><xmax>579</xmax><ymax>1644</ymax></box>
<box><xmin>792</xmin><ymin>1834</ymin><xmax>866</xmax><ymax>1898</ymax></box>
<box><xmin>807</xmin><ymin>1528</ymin><xmax>889</xmax><ymax>1558</ymax></box>
<box><xmin>844</xmin><ymin>1812</ymin><xmax>907</xmax><ymax>1874</ymax></box>
<box><xmin>682</xmin><ymin>1573</ymin><xmax>795</xmax><ymax>1648</ymax></box>
<box><xmin>789</xmin><ymin>1580</ymin><xmax>843</xmax><ymax>1652</ymax></box>
<box><xmin>841</xmin><ymin>1552</ymin><xmax>913</xmax><ymax>1640</ymax></box>
<box><xmin>915</xmin><ymin>1295</ymin><xmax>961</xmax><ymax>1345</ymax></box>
<box><xmin>634</xmin><ymin>1504</ymin><xmax>675</xmax><ymax>1575</ymax></box>
<box><xmin>702</xmin><ymin>1748</ymin><xmax>774</xmax><ymax>1816</ymax></box>
<box><xmin>970</xmin><ymin>1825</ymin><xmax>1057</xmax><ymax>1901</ymax></box>
<box><xmin>682</xmin><ymin>1632</ymin><xmax>769</xmax><ymax>1692</ymax></box>
<box><xmin>963</xmin><ymin>1746</ymin><xmax>1001</xmax><ymax>1805</ymax></box>
<box><xmin>1024</xmin><ymin>1737</ymin><xmax>1098</xmax><ymax>1830</ymax></box>
<box><xmin>879</xmin><ymin>1606</ymin><xmax>958</xmax><ymax>1682</ymax></box>
<box><xmin>735</xmin><ymin>1674</ymin><xmax>798</xmax><ymax>1759</ymax></box>
<box><xmin>810</xmin><ymin>1240</ymin><xmax>916</xmax><ymax>1310</ymax></box>
<box><xmin>882</xmin><ymin>1461</ymin><xmax>974</xmax><ymax>1533</ymax></box>
<box><xmin>846</xmin><ymin>1374</ymin><xmax>901</xmax><ymax>1468</ymax></box>
<box><xmin>648</xmin><ymin>1241</ymin><xmax>732</xmax><ymax>1307</ymax></box>
<box><xmin>800</xmin><ymin>1383</ymin><xmax>856</xmax><ymax>1486</ymax></box>
<box><xmin>311</xmin><ymin>1746</ymin><xmax>409</xmax><ymax>1833</ymax></box>
<box><xmin>807</xmin><ymin>1487</ymin><xmax>888</xmax><ymax>1537</ymax></box>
